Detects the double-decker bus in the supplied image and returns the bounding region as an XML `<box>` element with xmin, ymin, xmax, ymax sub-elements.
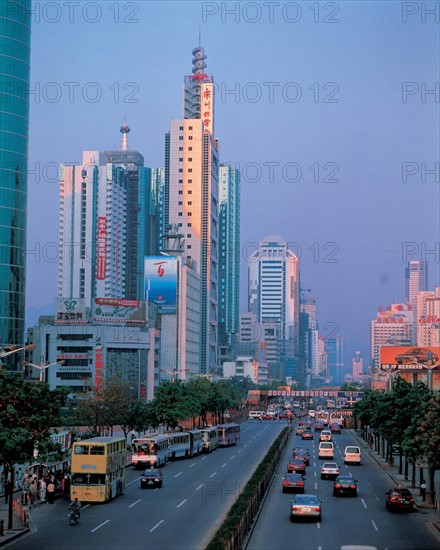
<box><xmin>167</xmin><ymin>432</ymin><xmax>191</xmax><ymax>459</ymax></box>
<box><xmin>131</xmin><ymin>435</ymin><xmax>170</xmax><ymax>468</ymax></box>
<box><xmin>188</xmin><ymin>429</ymin><xmax>204</xmax><ymax>456</ymax></box>
<box><xmin>201</xmin><ymin>426</ymin><xmax>219</xmax><ymax>452</ymax></box>
<box><xmin>217</xmin><ymin>423</ymin><xmax>240</xmax><ymax>446</ymax></box>
<box><xmin>71</xmin><ymin>437</ymin><xmax>126</xmax><ymax>502</ymax></box>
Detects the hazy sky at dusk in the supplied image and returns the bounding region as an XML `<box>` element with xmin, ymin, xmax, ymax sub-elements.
<box><xmin>26</xmin><ymin>1</ymin><xmax>439</xmax><ymax>364</ymax></box>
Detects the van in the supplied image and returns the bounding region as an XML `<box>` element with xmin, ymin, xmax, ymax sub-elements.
<box><xmin>248</xmin><ymin>411</ymin><xmax>264</xmax><ymax>420</ymax></box>
<box><xmin>318</xmin><ymin>441</ymin><xmax>334</xmax><ymax>459</ymax></box>
<box><xmin>344</xmin><ymin>446</ymin><xmax>361</xmax><ymax>465</ymax></box>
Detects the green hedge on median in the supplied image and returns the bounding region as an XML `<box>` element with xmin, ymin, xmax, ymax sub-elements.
<box><xmin>206</xmin><ymin>427</ymin><xmax>289</xmax><ymax>550</ymax></box>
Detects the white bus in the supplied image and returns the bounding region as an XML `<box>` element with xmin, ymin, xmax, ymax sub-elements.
<box><xmin>201</xmin><ymin>426</ymin><xmax>218</xmax><ymax>452</ymax></box>
<box><xmin>167</xmin><ymin>432</ymin><xmax>191</xmax><ymax>459</ymax></box>
<box><xmin>131</xmin><ymin>435</ymin><xmax>170</xmax><ymax>468</ymax></box>
<box><xmin>330</xmin><ymin>411</ymin><xmax>344</xmax><ymax>427</ymax></box>
<box><xmin>217</xmin><ymin>423</ymin><xmax>240</xmax><ymax>446</ymax></box>
<box><xmin>188</xmin><ymin>429</ymin><xmax>204</xmax><ymax>456</ymax></box>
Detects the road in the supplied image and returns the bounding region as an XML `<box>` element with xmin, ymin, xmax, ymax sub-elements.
<box><xmin>11</xmin><ymin>420</ymin><xmax>285</xmax><ymax>550</ymax></box>
<box><xmin>246</xmin><ymin>422</ymin><xmax>439</xmax><ymax>550</ymax></box>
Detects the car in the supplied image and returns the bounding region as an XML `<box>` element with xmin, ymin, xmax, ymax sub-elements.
<box><xmin>290</xmin><ymin>494</ymin><xmax>322</xmax><ymax>522</ymax></box>
<box><xmin>320</xmin><ymin>430</ymin><xmax>332</xmax><ymax>442</ymax></box>
<box><xmin>296</xmin><ymin>426</ymin><xmax>306</xmax><ymax>436</ymax></box>
<box><xmin>140</xmin><ymin>468</ymin><xmax>163</xmax><ymax>488</ymax></box>
<box><xmin>395</xmin><ymin>347</ymin><xmax>438</xmax><ymax>365</ymax></box>
<box><xmin>293</xmin><ymin>450</ymin><xmax>310</xmax><ymax>466</ymax></box>
<box><xmin>320</xmin><ymin>462</ymin><xmax>340</xmax><ymax>480</ymax></box>
<box><xmin>282</xmin><ymin>473</ymin><xmax>305</xmax><ymax>493</ymax></box>
<box><xmin>330</xmin><ymin>422</ymin><xmax>341</xmax><ymax>434</ymax></box>
<box><xmin>302</xmin><ymin>430</ymin><xmax>313</xmax><ymax>440</ymax></box>
<box><xmin>288</xmin><ymin>459</ymin><xmax>306</xmax><ymax>474</ymax></box>
<box><xmin>314</xmin><ymin>420</ymin><xmax>324</xmax><ymax>431</ymax></box>
<box><xmin>344</xmin><ymin>446</ymin><xmax>361</xmax><ymax>465</ymax></box>
<box><xmin>333</xmin><ymin>474</ymin><xmax>358</xmax><ymax>496</ymax></box>
<box><xmin>318</xmin><ymin>442</ymin><xmax>334</xmax><ymax>459</ymax></box>
<box><xmin>385</xmin><ymin>487</ymin><xmax>414</xmax><ymax>511</ymax></box>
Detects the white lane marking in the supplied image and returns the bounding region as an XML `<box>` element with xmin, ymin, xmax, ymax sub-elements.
<box><xmin>126</xmin><ymin>478</ymin><xmax>139</xmax><ymax>487</ymax></box>
<box><xmin>317</xmin><ymin>522</ymin><xmax>321</xmax><ymax>529</ymax></box>
<box><xmin>150</xmin><ymin>519</ymin><xmax>164</xmax><ymax>532</ymax></box>
<box><xmin>230</xmin><ymin>455</ymin><xmax>236</xmax><ymax>460</ymax></box>
<box><xmin>189</xmin><ymin>463</ymin><xmax>196</xmax><ymax>468</ymax></box>
<box><xmin>314</xmin><ymin>471</ymin><xmax>317</xmax><ymax>477</ymax></box>
<box><xmin>315</xmin><ymin>482</ymin><xmax>318</xmax><ymax>490</ymax></box>
<box><xmin>201</xmin><ymin>456</ymin><xmax>207</xmax><ymax>460</ymax></box>
<box><xmin>177</xmin><ymin>499</ymin><xmax>187</xmax><ymax>508</ymax></box>
<box><xmin>221</xmin><ymin>463</ymin><xmax>227</xmax><ymax>468</ymax></box>
<box><xmin>196</xmin><ymin>484</ymin><xmax>204</xmax><ymax>491</ymax></box>
<box><xmin>91</xmin><ymin>519</ymin><xmax>110</xmax><ymax>533</ymax></box>
<box><xmin>129</xmin><ymin>499</ymin><xmax>141</xmax><ymax>508</ymax></box>
<box><xmin>361</xmin><ymin>498</ymin><xmax>367</xmax><ymax>508</ymax></box>
<box><xmin>372</xmin><ymin>520</ymin><xmax>379</xmax><ymax>531</ymax></box>
<box><xmin>238</xmin><ymin>449</ymin><xmax>242</xmax><ymax>453</ymax></box>
<box><xmin>210</xmin><ymin>472</ymin><xmax>217</xmax><ymax>478</ymax></box>
<box><xmin>174</xmin><ymin>472</ymin><xmax>182</xmax><ymax>478</ymax></box>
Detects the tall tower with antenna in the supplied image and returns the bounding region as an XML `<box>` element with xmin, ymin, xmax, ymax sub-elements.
<box><xmin>120</xmin><ymin>123</ymin><xmax>130</xmax><ymax>151</ymax></box>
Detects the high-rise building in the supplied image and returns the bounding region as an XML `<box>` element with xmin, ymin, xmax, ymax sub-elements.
<box><xmin>370</xmin><ymin>304</ymin><xmax>413</xmax><ymax>370</ymax></box>
<box><xmin>0</xmin><ymin>0</ymin><xmax>31</xmax><ymax>350</ymax></box>
<box><xmin>248</xmin><ymin>235</ymin><xmax>300</xmax><ymax>377</ymax></box>
<box><xmin>352</xmin><ymin>351</ymin><xmax>364</xmax><ymax>381</ymax></box>
<box><xmin>325</xmin><ymin>336</ymin><xmax>344</xmax><ymax>385</ymax></box>
<box><xmin>58</xmin><ymin>151</ymin><xmax>127</xmax><ymax>305</ymax></box>
<box><xmin>417</xmin><ymin>288</ymin><xmax>440</xmax><ymax>347</ymax></box>
<box><xmin>164</xmin><ymin>47</ymin><xmax>219</xmax><ymax>373</ymax></box>
<box><xmin>218</xmin><ymin>164</ymin><xmax>240</xmax><ymax>350</ymax></box>
<box><xmin>405</xmin><ymin>260</ymin><xmax>428</xmax><ymax>305</ymax></box>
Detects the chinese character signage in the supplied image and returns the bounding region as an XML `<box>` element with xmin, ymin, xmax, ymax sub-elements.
<box><xmin>55</xmin><ymin>298</ymin><xmax>87</xmax><ymax>324</ymax></box>
<box><xmin>97</xmin><ymin>216</ymin><xmax>107</xmax><ymax>280</ymax></box>
<box><xmin>144</xmin><ymin>256</ymin><xmax>178</xmax><ymax>314</ymax></box>
<box><xmin>201</xmin><ymin>82</ymin><xmax>214</xmax><ymax>135</ymax></box>
<box><xmin>93</xmin><ymin>298</ymin><xmax>147</xmax><ymax>324</ymax></box>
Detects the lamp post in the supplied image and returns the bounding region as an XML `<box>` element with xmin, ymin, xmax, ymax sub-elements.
<box><xmin>159</xmin><ymin>368</ymin><xmax>178</xmax><ymax>383</ymax></box>
<box><xmin>22</xmin><ymin>359</ymin><xmax>65</xmax><ymax>383</ymax></box>
<box><xmin>0</xmin><ymin>343</ymin><xmax>35</xmax><ymax>360</ymax></box>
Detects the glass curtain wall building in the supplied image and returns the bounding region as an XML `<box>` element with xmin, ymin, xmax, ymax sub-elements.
<box><xmin>0</xmin><ymin>1</ymin><xmax>31</xmax><ymax>351</ymax></box>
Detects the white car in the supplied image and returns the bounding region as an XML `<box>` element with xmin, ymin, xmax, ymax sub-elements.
<box><xmin>320</xmin><ymin>462</ymin><xmax>340</xmax><ymax>480</ymax></box>
<box><xmin>344</xmin><ymin>446</ymin><xmax>361</xmax><ymax>465</ymax></box>
<box><xmin>318</xmin><ymin>442</ymin><xmax>334</xmax><ymax>459</ymax></box>
<box><xmin>319</xmin><ymin>430</ymin><xmax>332</xmax><ymax>442</ymax></box>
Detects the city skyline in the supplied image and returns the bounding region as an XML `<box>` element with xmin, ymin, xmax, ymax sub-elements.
<box><xmin>25</xmin><ymin>2</ymin><xmax>439</xmax><ymax>365</ymax></box>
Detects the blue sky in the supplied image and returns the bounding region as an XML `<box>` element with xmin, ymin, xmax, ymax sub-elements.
<box><xmin>26</xmin><ymin>1</ymin><xmax>439</xmax><ymax>365</ymax></box>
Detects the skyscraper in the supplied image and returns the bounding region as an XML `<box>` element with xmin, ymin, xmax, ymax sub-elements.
<box><xmin>248</xmin><ymin>236</ymin><xmax>300</xmax><ymax>378</ymax></box>
<box><xmin>218</xmin><ymin>164</ymin><xmax>240</xmax><ymax>350</ymax></box>
<box><xmin>405</xmin><ymin>260</ymin><xmax>428</xmax><ymax>305</ymax></box>
<box><xmin>164</xmin><ymin>47</ymin><xmax>219</xmax><ymax>373</ymax></box>
<box><xmin>0</xmin><ymin>0</ymin><xmax>31</xmax><ymax>349</ymax></box>
<box><xmin>325</xmin><ymin>336</ymin><xmax>344</xmax><ymax>385</ymax></box>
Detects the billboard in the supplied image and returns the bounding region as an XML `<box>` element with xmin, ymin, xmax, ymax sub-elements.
<box><xmin>144</xmin><ymin>256</ymin><xmax>178</xmax><ymax>314</ymax></box>
<box><xmin>55</xmin><ymin>298</ymin><xmax>88</xmax><ymax>324</ymax></box>
<box><xmin>92</xmin><ymin>298</ymin><xmax>147</xmax><ymax>324</ymax></box>
<box><xmin>96</xmin><ymin>216</ymin><xmax>107</xmax><ymax>280</ymax></box>
<box><xmin>380</xmin><ymin>346</ymin><xmax>440</xmax><ymax>370</ymax></box>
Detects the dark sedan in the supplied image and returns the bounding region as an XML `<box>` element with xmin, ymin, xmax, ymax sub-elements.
<box><xmin>333</xmin><ymin>474</ymin><xmax>357</xmax><ymax>496</ymax></box>
<box><xmin>302</xmin><ymin>430</ymin><xmax>313</xmax><ymax>440</ymax></box>
<box><xmin>140</xmin><ymin>468</ymin><xmax>163</xmax><ymax>488</ymax></box>
<box><xmin>385</xmin><ymin>487</ymin><xmax>414</xmax><ymax>511</ymax></box>
<box><xmin>282</xmin><ymin>473</ymin><xmax>305</xmax><ymax>493</ymax></box>
<box><xmin>288</xmin><ymin>459</ymin><xmax>306</xmax><ymax>474</ymax></box>
<box><xmin>293</xmin><ymin>450</ymin><xmax>310</xmax><ymax>466</ymax></box>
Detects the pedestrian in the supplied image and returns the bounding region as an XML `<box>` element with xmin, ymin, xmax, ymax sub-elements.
<box><xmin>421</xmin><ymin>479</ymin><xmax>427</xmax><ymax>501</ymax></box>
<box><xmin>29</xmin><ymin>479</ymin><xmax>37</xmax><ymax>504</ymax></box>
<box><xmin>4</xmin><ymin>478</ymin><xmax>12</xmax><ymax>504</ymax></box>
<box><xmin>47</xmin><ymin>479</ymin><xmax>55</xmax><ymax>504</ymax></box>
<box><xmin>39</xmin><ymin>477</ymin><xmax>46</xmax><ymax>503</ymax></box>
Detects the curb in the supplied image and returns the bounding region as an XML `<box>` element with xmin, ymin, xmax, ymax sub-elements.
<box><xmin>0</xmin><ymin>528</ymin><xmax>30</xmax><ymax>547</ymax></box>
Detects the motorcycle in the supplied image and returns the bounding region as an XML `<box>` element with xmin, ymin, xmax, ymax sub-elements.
<box><xmin>69</xmin><ymin>508</ymin><xmax>80</xmax><ymax>525</ymax></box>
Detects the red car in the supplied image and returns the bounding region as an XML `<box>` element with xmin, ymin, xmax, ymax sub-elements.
<box><xmin>288</xmin><ymin>459</ymin><xmax>306</xmax><ymax>474</ymax></box>
<box><xmin>293</xmin><ymin>450</ymin><xmax>310</xmax><ymax>466</ymax></box>
<box><xmin>282</xmin><ymin>473</ymin><xmax>305</xmax><ymax>493</ymax></box>
<box><xmin>330</xmin><ymin>422</ymin><xmax>341</xmax><ymax>433</ymax></box>
<box><xmin>385</xmin><ymin>488</ymin><xmax>414</xmax><ymax>511</ymax></box>
<box><xmin>302</xmin><ymin>430</ymin><xmax>313</xmax><ymax>440</ymax></box>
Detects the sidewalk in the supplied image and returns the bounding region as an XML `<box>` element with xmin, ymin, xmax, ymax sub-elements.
<box><xmin>0</xmin><ymin>490</ymin><xmax>30</xmax><ymax>547</ymax></box>
<box><xmin>349</xmin><ymin>429</ymin><xmax>440</xmax><ymax>537</ymax></box>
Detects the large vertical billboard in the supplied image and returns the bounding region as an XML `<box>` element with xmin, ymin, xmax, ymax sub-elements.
<box><xmin>144</xmin><ymin>256</ymin><xmax>178</xmax><ymax>314</ymax></box>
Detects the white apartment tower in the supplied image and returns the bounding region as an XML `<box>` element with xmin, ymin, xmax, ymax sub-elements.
<box><xmin>164</xmin><ymin>47</ymin><xmax>219</xmax><ymax>373</ymax></box>
<box><xmin>58</xmin><ymin>151</ymin><xmax>126</xmax><ymax>305</ymax></box>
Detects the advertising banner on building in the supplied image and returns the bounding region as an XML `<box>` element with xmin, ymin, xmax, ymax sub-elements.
<box><xmin>92</xmin><ymin>298</ymin><xmax>147</xmax><ymax>324</ymax></box>
<box><xmin>55</xmin><ymin>298</ymin><xmax>88</xmax><ymax>324</ymax></box>
<box><xmin>380</xmin><ymin>346</ymin><xmax>440</xmax><ymax>370</ymax></box>
<box><xmin>144</xmin><ymin>256</ymin><xmax>178</xmax><ymax>314</ymax></box>
<box><xmin>96</xmin><ymin>216</ymin><xmax>107</xmax><ymax>280</ymax></box>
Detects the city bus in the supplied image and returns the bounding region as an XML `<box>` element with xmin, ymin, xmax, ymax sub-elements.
<box><xmin>131</xmin><ymin>435</ymin><xmax>170</xmax><ymax>468</ymax></box>
<box><xmin>330</xmin><ymin>411</ymin><xmax>345</xmax><ymax>427</ymax></box>
<box><xmin>217</xmin><ymin>423</ymin><xmax>240</xmax><ymax>446</ymax></box>
<box><xmin>201</xmin><ymin>426</ymin><xmax>219</xmax><ymax>452</ymax></box>
<box><xmin>167</xmin><ymin>432</ymin><xmax>191</xmax><ymax>459</ymax></box>
<box><xmin>188</xmin><ymin>429</ymin><xmax>204</xmax><ymax>456</ymax></box>
<box><xmin>316</xmin><ymin>410</ymin><xmax>330</xmax><ymax>425</ymax></box>
<box><xmin>71</xmin><ymin>437</ymin><xmax>126</xmax><ymax>502</ymax></box>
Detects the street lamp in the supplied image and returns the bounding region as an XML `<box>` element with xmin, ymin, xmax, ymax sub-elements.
<box><xmin>0</xmin><ymin>343</ymin><xmax>35</xmax><ymax>359</ymax></box>
<box><xmin>159</xmin><ymin>368</ymin><xmax>178</xmax><ymax>383</ymax></box>
<box><xmin>22</xmin><ymin>359</ymin><xmax>65</xmax><ymax>383</ymax></box>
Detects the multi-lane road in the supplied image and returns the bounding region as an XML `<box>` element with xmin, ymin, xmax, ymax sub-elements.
<box><xmin>9</xmin><ymin>419</ymin><xmax>440</xmax><ymax>550</ymax></box>
<box><xmin>11</xmin><ymin>421</ymin><xmax>284</xmax><ymax>550</ymax></box>
<box><xmin>246</xmin><ymin>424</ymin><xmax>439</xmax><ymax>550</ymax></box>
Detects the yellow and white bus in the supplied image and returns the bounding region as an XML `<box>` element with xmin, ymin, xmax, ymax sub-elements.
<box><xmin>71</xmin><ymin>437</ymin><xmax>126</xmax><ymax>502</ymax></box>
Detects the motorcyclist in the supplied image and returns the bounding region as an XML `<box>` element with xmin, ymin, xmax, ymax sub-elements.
<box><xmin>69</xmin><ymin>497</ymin><xmax>81</xmax><ymax>519</ymax></box>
